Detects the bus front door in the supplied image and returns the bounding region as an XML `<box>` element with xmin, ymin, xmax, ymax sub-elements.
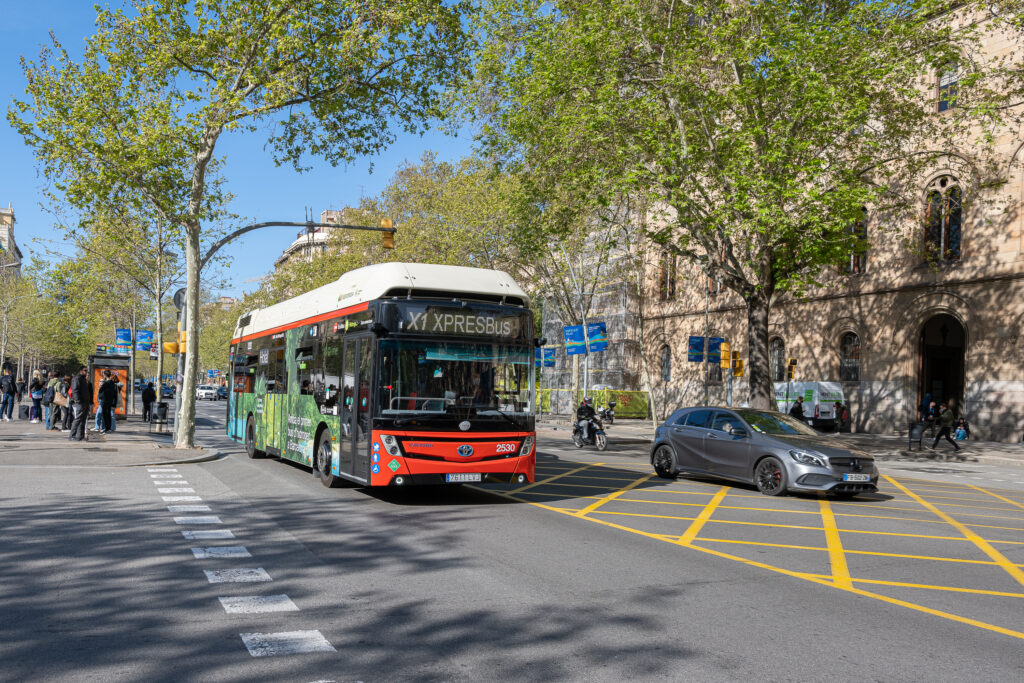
<box><xmin>339</xmin><ymin>334</ymin><xmax>373</xmax><ymax>482</ymax></box>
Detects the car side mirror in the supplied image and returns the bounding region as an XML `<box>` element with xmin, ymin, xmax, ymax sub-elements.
<box><xmin>729</xmin><ymin>427</ymin><xmax>748</xmax><ymax>438</ymax></box>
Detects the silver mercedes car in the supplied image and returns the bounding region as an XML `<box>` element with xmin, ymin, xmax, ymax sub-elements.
<box><xmin>650</xmin><ymin>407</ymin><xmax>878</xmax><ymax>498</ymax></box>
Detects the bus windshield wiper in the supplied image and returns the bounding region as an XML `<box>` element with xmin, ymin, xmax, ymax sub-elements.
<box><xmin>477</xmin><ymin>407</ymin><xmax>526</xmax><ymax>431</ymax></box>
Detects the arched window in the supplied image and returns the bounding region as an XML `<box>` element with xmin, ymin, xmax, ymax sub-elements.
<box><xmin>925</xmin><ymin>176</ymin><xmax>962</xmax><ymax>261</ymax></box>
<box><xmin>839</xmin><ymin>332</ymin><xmax>860</xmax><ymax>382</ymax></box>
<box><xmin>843</xmin><ymin>208</ymin><xmax>868</xmax><ymax>274</ymax></box>
<box><xmin>938</xmin><ymin>62</ymin><xmax>958</xmax><ymax>112</ymax></box>
<box><xmin>769</xmin><ymin>338</ymin><xmax>786</xmax><ymax>382</ymax></box>
<box><xmin>660</xmin><ymin>345</ymin><xmax>671</xmax><ymax>382</ymax></box>
<box><xmin>657</xmin><ymin>251</ymin><xmax>677</xmax><ymax>301</ymax></box>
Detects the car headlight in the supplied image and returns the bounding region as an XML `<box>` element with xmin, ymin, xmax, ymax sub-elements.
<box><xmin>789</xmin><ymin>450</ymin><xmax>828</xmax><ymax>467</ymax></box>
<box><xmin>521</xmin><ymin>435</ymin><xmax>535</xmax><ymax>456</ymax></box>
<box><xmin>380</xmin><ymin>434</ymin><xmax>401</xmax><ymax>456</ymax></box>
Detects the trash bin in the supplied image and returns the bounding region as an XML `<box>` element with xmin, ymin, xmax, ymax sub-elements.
<box><xmin>153</xmin><ymin>402</ymin><xmax>168</xmax><ymax>422</ymax></box>
<box><xmin>908</xmin><ymin>422</ymin><xmax>924</xmax><ymax>451</ymax></box>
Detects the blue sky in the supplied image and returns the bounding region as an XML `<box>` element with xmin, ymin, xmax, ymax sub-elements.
<box><xmin>0</xmin><ymin>3</ymin><xmax>473</xmax><ymax>298</ymax></box>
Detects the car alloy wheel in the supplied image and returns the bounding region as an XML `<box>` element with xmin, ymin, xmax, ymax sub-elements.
<box><xmin>652</xmin><ymin>445</ymin><xmax>678</xmax><ymax>479</ymax></box>
<box><xmin>754</xmin><ymin>456</ymin><xmax>787</xmax><ymax>496</ymax></box>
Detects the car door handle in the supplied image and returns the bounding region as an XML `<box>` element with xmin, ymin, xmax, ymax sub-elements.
<box><xmin>706</xmin><ymin>433</ymin><xmax>718</xmax><ymax>439</ymax></box>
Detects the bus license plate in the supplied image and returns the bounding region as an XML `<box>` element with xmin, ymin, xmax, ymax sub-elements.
<box><xmin>446</xmin><ymin>473</ymin><xmax>482</xmax><ymax>483</ymax></box>
<box><xmin>843</xmin><ymin>473</ymin><xmax>870</xmax><ymax>482</ymax></box>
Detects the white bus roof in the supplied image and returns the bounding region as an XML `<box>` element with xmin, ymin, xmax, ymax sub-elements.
<box><xmin>232</xmin><ymin>262</ymin><xmax>530</xmax><ymax>341</ymax></box>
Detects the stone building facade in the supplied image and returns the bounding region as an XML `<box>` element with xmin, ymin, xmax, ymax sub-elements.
<box><xmin>641</xmin><ymin>10</ymin><xmax>1024</xmax><ymax>442</ymax></box>
<box><xmin>0</xmin><ymin>204</ymin><xmax>22</xmax><ymax>275</ymax></box>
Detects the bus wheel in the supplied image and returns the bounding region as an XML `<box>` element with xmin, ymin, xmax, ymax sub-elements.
<box><xmin>316</xmin><ymin>431</ymin><xmax>341</xmax><ymax>488</ymax></box>
<box><xmin>245</xmin><ymin>417</ymin><xmax>264</xmax><ymax>459</ymax></box>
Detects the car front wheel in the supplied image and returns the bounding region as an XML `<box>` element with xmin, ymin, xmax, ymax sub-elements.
<box><xmin>652</xmin><ymin>445</ymin><xmax>679</xmax><ymax>479</ymax></box>
<box><xmin>754</xmin><ymin>456</ymin><xmax>787</xmax><ymax>496</ymax></box>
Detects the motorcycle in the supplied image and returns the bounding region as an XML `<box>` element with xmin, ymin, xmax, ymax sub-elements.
<box><xmin>572</xmin><ymin>417</ymin><xmax>607</xmax><ymax>451</ymax></box>
<box><xmin>596</xmin><ymin>400</ymin><xmax>616</xmax><ymax>426</ymax></box>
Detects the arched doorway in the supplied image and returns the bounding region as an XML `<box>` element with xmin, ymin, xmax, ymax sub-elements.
<box><xmin>918</xmin><ymin>314</ymin><xmax>966</xmax><ymax>411</ymax></box>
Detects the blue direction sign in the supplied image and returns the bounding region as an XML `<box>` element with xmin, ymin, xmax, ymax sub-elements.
<box><xmin>587</xmin><ymin>322</ymin><xmax>608</xmax><ymax>353</ymax></box>
<box><xmin>115</xmin><ymin>328</ymin><xmax>132</xmax><ymax>345</ymax></box>
<box><xmin>563</xmin><ymin>325</ymin><xmax>587</xmax><ymax>356</ymax></box>
<box><xmin>137</xmin><ymin>330</ymin><xmax>154</xmax><ymax>344</ymax></box>
<box><xmin>688</xmin><ymin>336</ymin><xmax>725</xmax><ymax>362</ymax></box>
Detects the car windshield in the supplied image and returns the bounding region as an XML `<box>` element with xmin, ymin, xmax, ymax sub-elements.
<box><xmin>377</xmin><ymin>339</ymin><xmax>532</xmax><ymax>418</ymax></box>
<box><xmin>735</xmin><ymin>410</ymin><xmax>819</xmax><ymax>436</ymax></box>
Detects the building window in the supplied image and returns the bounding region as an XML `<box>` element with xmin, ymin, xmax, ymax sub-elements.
<box><xmin>839</xmin><ymin>332</ymin><xmax>860</xmax><ymax>382</ymax></box>
<box><xmin>660</xmin><ymin>345</ymin><xmax>671</xmax><ymax>382</ymax></box>
<box><xmin>658</xmin><ymin>252</ymin><xmax>676</xmax><ymax>301</ymax></box>
<box><xmin>769</xmin><ymin>338</ymin><xmax>786</xmax><ymax>382</ymax></box>
<box><xmin>843</xmin><ymin>208</ymin><xmax>868</xmax><ymax>274</ymax></box>
<box><xmin>925</xmin><ymin>176</ymin><xmax>962</xmax><ymax>261</ymax></box>
<box><xmin>938</xmin><ymin>63</ymin><xmax>958</xmax><ymax>112</ymax></box>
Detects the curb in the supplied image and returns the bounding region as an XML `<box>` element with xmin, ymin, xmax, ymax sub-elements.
<box><xmin>111</xmin><ymin>448</ymin><xmax>226</xmax><ymax>468</ymax></box>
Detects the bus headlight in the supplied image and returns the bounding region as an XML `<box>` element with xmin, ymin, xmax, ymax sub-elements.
<box><xmin>521</xmin><ymin>435</ymin><xmax>535</xmax><ymax>456</ymax></box>
<box><xmin>381</xmin><ymin>434</ymin><xmax>400</xmax><ymax>456</ymax></box>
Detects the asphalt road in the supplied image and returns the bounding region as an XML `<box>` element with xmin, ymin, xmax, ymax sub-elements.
<box><xmin>0</xmin><ymin>399</ymin><xmax>1021</xmax><ymax>681</ymax></box>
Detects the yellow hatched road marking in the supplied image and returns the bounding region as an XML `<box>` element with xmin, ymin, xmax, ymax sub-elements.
<box><xmin>849</xmin><ymin>577</ymin><xmax>1024</xmax><ymax>599</ymax></box>
<box><xmin>677</xmin><ymin>486</ymin><xmax>730</xmax><ymax>545</ymax></box>
<box><xmin>592</xmin><ymin>507</ymin><xmax>1024</xmax><ymax>545</ymax></box>
<box><xmin>573</xmin><ymin>473</ymin><xmax>655</xmax><ymax>517</ymax></box>
<box><xmin>513</xmin><ymin>462</ymin><xmax>604</xmax><ymax>494</ymax></box>
<box><xmin>818</xmin><ymin>499</ymin><xmax>852</xmax><ymax>589</ymax></box>
<box><xmin>884</xmin><ymin>475</ymin><xmax>1024</xmax><ymax>588</ymax></box>
<box><xmin>693</xmin><ymin>537</ymin><xmax>826</xmax><ymax>551</ymax></box>
<box><xmin>966</xmin><ymin>483</ymin><xmax>1024</xmax><ymax>512</ymax></box>
<box><xmin>487</xmin><ymin>488</ymin><xmax>1024</xmax><ymax>641</ymax></box>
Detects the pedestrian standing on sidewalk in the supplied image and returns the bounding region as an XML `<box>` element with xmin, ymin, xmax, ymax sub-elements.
<box><xmin>0</xmin><ymin>367</ymin><xmax>15</xmax><ymax>421</ymax></box>
<box><xmin>28</xmin><ymin>370</ymin><xmax>45</xmax><ymax>423</ymax></box>
<box><xmin>58</xmin><ymin>374</ymin><xmax>72</xmax><ymax>431</ymax></box>
<box><xmin>930</xmin><ymin>402</ymin><xmax>961</xmax><ymax>452</ymax></box>
<box><xmin>97</xmin><ymin>370</ymin><xmax>117</xmax><ymax>433</ymax></box>
<box><xmin>69</xmin><ymin>367</ymin><xmax>92</xmax><ymax>441</ymax></box>
<box><xmin>15</xmin><ymin>376</ymin><xmax>25</xmax><ymax>405</ymax></box>
<box><xmin>141</xmin><ymin>382</ymin><xmax>156</xmax><ymax>422</ymax></box>
<box><xmin>788</xmin><ymin>396</ymin><xmax>806</xmax><ymax>423</ymax></box>
<box><xmin>44</xmin><ymin>370</ymin><xmax>60</xmax><ymax>430</ymax></box>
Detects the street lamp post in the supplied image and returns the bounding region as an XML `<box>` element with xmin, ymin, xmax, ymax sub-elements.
<box><xmin>557</xmin><ymin>244</ymin><xmax>590</xmax><ymax>398</ymax></box>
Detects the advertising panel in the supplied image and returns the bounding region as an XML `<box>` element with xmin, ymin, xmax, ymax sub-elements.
<box><xmin>563</xmin><ymin>325</ymin><xmax>586</xmax><ymax>355</ymax></box>
<box><xmin>115</xmin><ymin>328</ymin><xmax>132</xmax><ymax>345</ymax></box>
<box><xmin>587</xmin><ymin>322</ymin><xmax>608</xmax><ymax>353</ymax></box>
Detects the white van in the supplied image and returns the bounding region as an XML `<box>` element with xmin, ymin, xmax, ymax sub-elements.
<box><xmin>774</xmin><ymin>382</ymin><xmax>845</xmax><ymax>430</ymax></box>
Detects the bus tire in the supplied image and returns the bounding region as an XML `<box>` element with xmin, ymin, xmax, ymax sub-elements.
<box><xmin>245</xmin><ymin>416</ymin><xmax>264</xmax><ymax>459</ymax></box>
<box><xmin>316</xmin><ymin>430</ymin><xmax>341</xmax><ymax>488</ymax></box>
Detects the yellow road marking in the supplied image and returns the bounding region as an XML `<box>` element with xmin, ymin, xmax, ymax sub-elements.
<box><xmin>573</xmin><ymin>473</ymin><xmax>655</xmax><ymax>517</ymax></box>
<box><xmin>693</xmin><ymin>537</ymin><xmax>827</xmax><ymax>552</ymax></box>
<box><xmin>966</xmin><ymin>483</ymin><xmax>1024</xmax><ymax>512</ymax></box>
<box><xmin>677</xmin><ymin>487</ymin><xmax>730</xmax><ymax>545</ymax></box>
<box><xmin>849</xmin><ymin>578</ymin><xmax>1024</xmax><ymax>599</ymax></box>
<box><xmin>493</xmin><ymin>489</ymin><xmax>1024</xmax><ymax>641</ymax></box>
<box><xmin>884</xmin><ymin>475</ymin><xmax>1024</xmax><ymax>588</ymax></box>
<box><xmin>818</xmin><ymin>499</ymin><xmax>853</xmax><ymax>589</ymax></box>
<box><xmin>513</xmin><ymin>462</ymin><xmax>604</xmax><ymax>494</ymax></box>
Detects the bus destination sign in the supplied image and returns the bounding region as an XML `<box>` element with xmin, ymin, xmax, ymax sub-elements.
<box><xmin>404</xmin><ymin>309</ymin><xmax>524</xmax><ymax>338</ymax></box>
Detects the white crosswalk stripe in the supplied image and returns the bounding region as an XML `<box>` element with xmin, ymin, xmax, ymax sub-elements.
<box><xmin>204</xmin><ymin>568</ymin><xmax>272</xmax><ymax>583</ymax></box>
<box><xmin>182</xmin><ymin>529</ymin><xmax>235</xmax><ymax>540</ymax></box>
<box><xmin>174</xmin><ymin>515</ymin><xmax>222</xmax><ymax>524</ymax></box>
<box><xmin>219</xmin><ymin>595</ymin><xmax>298</xmax><ymax>614</ymax></box>
<box><xmin>191</xmin><ymin>546</ymin><xmax>251</xmax><ymax>559</ymax></box>
<box><xmin>240</xmin><ymin>631</ymin><xmax>335</xmax><ymax>657</ymax></box>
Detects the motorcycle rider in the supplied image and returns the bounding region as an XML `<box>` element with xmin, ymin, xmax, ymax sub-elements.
<box><xmin>577</xmin><ymin>396</ymin><xmax>596</xmax><ymax>442</ymax></box>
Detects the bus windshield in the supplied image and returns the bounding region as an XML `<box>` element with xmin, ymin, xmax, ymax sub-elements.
<box><xmin>377</xmin><ymin>339</ymin><xmax>532</xmax><ymax>420</ymax></box>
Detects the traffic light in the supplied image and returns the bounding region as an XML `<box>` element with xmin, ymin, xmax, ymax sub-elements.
<box><xmin>786</xmin><ymin>358</ymin><xmax>797</xmax><ymax>380</ymax></box>
<box><xmin>719</xmin><ymin>342</ymin><xmax>731</xmax><ymax>368</ymax></box>
<box><xmin>380</xmin><ymin>218</ymin><xmax>395</xmax><ymax>249</ymax></box>
<box><xmin>732</xmin><ymin>351</ymin><xmax>744</xmax><ymax>377</ymax></box>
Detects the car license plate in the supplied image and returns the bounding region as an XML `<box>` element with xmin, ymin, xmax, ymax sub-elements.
<box><xmin>446</xmin><ymin>473</ymin><xmax>482</xmax><ymax>483</ymax></box>
<box><xmin>843</xmin><ymin>473</ymin><xmax>871</xmax><ymax>482</ymax></box>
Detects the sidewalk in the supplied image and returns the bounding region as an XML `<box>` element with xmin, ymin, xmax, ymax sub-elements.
<box><xmin>537</xmin><ymin>416</ymin><xmax>1024</xmax><ymax>467</ymax></box>
<box><xmin>0</xmin><ymin>412</ymin><xmax>220</xmax><ymax>468</ymax></box>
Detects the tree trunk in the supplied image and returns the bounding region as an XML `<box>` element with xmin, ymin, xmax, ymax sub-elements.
<box><xmin>175</xmin><ymin>224</ymin><xmax>201</xmax><ymax>449</ymax></box>
<box><xmin>745</xmin><ymin>291</ymin><xmax>774</xmax><ymax>410</ymax></box>
<box><xmin>155</xmin><ymin>221</ymin><xmax>165</xmax><ymax>399</ymax></box>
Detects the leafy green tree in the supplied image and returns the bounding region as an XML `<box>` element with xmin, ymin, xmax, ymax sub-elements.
<box><xmin>468</xmin><ymin>0</ymin><xmax>969</xmax><ymax>408</ymax></box>
<box><xmin>11</xmin><ymin>0</ymin><xmax>469</xmax><ymax>446</ymax></box>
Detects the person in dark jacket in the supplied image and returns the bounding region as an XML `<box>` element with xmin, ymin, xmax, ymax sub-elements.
<box><xmin>0</xmin><ymin>368</ymin><xmax>15</xmax><ymax>421</ymax></box>
<box><xmin>930</xmin><ymin>402</ymin><xmax>961</xmax><ymax>452</ymax></box>
<box><xmin>69</xmin><ymin>367</ymin><xmax>93</xmax><ymax>441</ymax></box>
<box><xmin>60</xmin><ymin>375</ymin><xmax>73</xmax><ymax>431</ymax></box>
<box><xmin>788</xmin><ymin>396</ymin><xmax>806</xmax><ymax>423</ymax></box>
<box><xmin>141</xmin><ymin>382</ymin><xmax>157</xmax><ymax>422</ymax></box>
<box><xmin>28</xmin><ymin>370</ymin><xmax>45</xmax><ymax>423</ymax></box>
<box><xmin>97</xmin><ymin>370</ymin><xmax>118</xmax><ymax>433</ymax></box>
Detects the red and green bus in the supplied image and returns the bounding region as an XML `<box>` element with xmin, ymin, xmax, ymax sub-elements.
<box><xmin>227</xmin><ymin>262</ymin><xmax>536</xmax><ymax>487</ymax></box>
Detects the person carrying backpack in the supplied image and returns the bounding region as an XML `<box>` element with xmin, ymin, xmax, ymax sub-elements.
<box><xmin>930</xmin><ymin>402</ymin><xmax>961</xmax><ymax>453</ymax></box>
<box><xmin>28</xmin><ymin>370</ymin><xmax>45</xmax><ymax>424</ymax></box>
